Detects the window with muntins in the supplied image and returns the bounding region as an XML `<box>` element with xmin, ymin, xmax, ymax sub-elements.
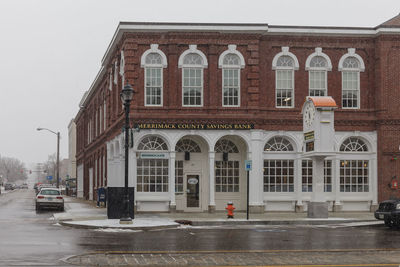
<box><xmin>306</xmin><ymin>48</ymin><xmax>332</xmax><ymax>97</ymax></box>
<box><xmin>144</xmin><ymin>53</ymin><xmax>163</xmax><ymax>106</ymax></box>
<box><xmin>342</xmin><ymin>57</ymin><xmax>360</xmax><ymax>109</ymax></box>
<box><xmin>176</xmin><ymin>139</ymin><xmax>201</xmax><ymax>152</ymax></box>
<box><xmin>222</xmin><ymin>54</ymin><xmax>240</xmax><ymax>106</ymax></box>
<box><xmin>276</xmin><ymin>56</ymin><xmax>295</xmax><ymax>107</ymax></box>
<box><xmin>263</xmin><ymin>160</ymin><xmax>294</xmax><ymax>192</ymax></box>
<box><xmin>215</xmin><ymin>161</ymin><xmax>239</xmax><ymax>192</ymax></box>
<box><xmin>182</xmin><ymin>54</ymin><xmax>203</xmax><ymax>106</ymax></box>
<box><xmin>137</xmin><ymin>136</ymin><xmax>169</xmax><ymax>192</ymax></box>
<box><xmin>264</xmin><ymin>136</ymin><xmax>294</xmax><ymax>151</ymax></box>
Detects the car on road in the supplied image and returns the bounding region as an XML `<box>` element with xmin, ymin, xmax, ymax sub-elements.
<box><xmin>374</xmin><ymin>199</ymin><xmax>400</xmax><ymax>227</ymax></box>
<box><xmin>35</xmin><ymin>183</ymin><xmax>55</xmax><ymax>194</ymax></box>
<box><xmin>35</xmin><ymin>188</ymin><xmax>64</xmax><ymax>211</ymax></box>
<box><xmin>4</xmin><ymin>183</ymin><xmax>15</xmax><ymax>190</ymax></box>
<box><xmin>20</xmin><ymin>183</ymin><xmax>28</xmax><ymax>189</ymax></box>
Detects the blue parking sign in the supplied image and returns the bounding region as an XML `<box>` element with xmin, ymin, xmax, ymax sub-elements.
<box><xmin>245</xmin><ymin>160</ymin><xmax>252</xmax><ymax>171</ymax></box>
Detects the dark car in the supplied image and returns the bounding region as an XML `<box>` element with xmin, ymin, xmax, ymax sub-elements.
<box><xmin>4</xmin><ymin>183</ymin><xmax>14</xmax><ymax>190</ymax></box>
<box><xmin>375</xmin><ymin>199</ymin><xmax>400</xmax><ymax>227</ymax></box>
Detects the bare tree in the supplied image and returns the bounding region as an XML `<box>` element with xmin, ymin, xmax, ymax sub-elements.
<box><xmin>0</xmin><ymin>155</ymin><xmax>28</xmax><ymax>183</ymax></box>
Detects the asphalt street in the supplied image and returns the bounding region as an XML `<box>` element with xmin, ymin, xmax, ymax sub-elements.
<box><xmin>1</xmin><ymin>189</ymin><xmax>400</xmax><ymax>266</ymax></box>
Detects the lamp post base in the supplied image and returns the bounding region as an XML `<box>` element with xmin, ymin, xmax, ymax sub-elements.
<box><xmin>119</xmin><ymin>217</ymin><xmax>133</xmax><ymax>224</ymax></box>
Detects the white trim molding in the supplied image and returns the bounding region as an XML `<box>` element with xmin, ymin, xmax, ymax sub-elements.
<box><xmin>305</xmin><ymin>47</ymin><xmax>332</xmax><ymax>71</ymax></box>
<box><xmin>272</xmin><ymin>47</ymin><xmax>299</xmax><ymax>70</ymax></box>
<box><xmin>338</xmin><ymin>48</ymin><xmax>365</xmax><ymax>72</ymax></box>
<box><xmin>218</xmin><ymin>45</ymin><xmax>245</xmax><ymax>69</ymax></box>
<box><xmin>178</xmin><ymin>45</ymin><xmax>208</xmax><ymax>68</ymax></box>
<box><xmin>140</xmin><ymin>44</ymin><xmax>168</xmax><ymax>68</ymax></box>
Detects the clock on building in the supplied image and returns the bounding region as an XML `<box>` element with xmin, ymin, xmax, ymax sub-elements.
<box><xmin>302</xmin><ymin>96</ymin><xmax>337</xmax><ymax>155</ymax></box>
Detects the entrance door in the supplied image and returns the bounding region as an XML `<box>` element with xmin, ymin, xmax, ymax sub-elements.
<box><xmin>186</xmin><ymin>174</ymin><xmax>200</xmax><ymax>209</ymax></box>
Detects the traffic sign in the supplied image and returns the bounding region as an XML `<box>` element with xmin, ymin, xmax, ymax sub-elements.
<box><xmin>47</xmin><ymin>175</ymin><xmax>53</xmax><ymax>180</ymax></box>
<box><xmin>245</xmin><ymin>160</ymin><xmax>252</xmax><ymax>171</ymax></box>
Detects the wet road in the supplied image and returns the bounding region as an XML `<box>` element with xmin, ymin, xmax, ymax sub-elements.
<box><xmin>1</xmin><ymin>189</ymin><xmax>400</xmax><ymax>266</ymax></box>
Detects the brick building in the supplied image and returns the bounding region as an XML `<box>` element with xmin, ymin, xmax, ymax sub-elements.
<box><xmin>74</xmin><ymin>14</ymin><xmax>400</xmax><ymax>213</ymax></box>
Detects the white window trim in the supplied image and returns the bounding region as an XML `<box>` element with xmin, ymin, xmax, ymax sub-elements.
<box><xmin>338</xmin><ymin>48</ymin><xmax>365</xmax><ymax>72</ymax></box>
<box><xmin>306</xmin><ymin>48</ymin><xmax>331</xmax><ymax>97</ymax></box>
<box><xmin>275</xmin><ymin>69</ymin><xmax>295</xmax><ymax>108</ymax></box>
<box><xmin>272</xmin><ymin>47</ymin><xmax>299</xmax><ymax>70</ymax></box>
<box><xmin>120</xmin><ymin>50</ymin><xmax>125</xmax><ymax>86</ymax></box>
<box><xmin>273</xmin><ymin>47</ymin><xmax>298</xmax><ymax>108</ymax></box>
<box><xmin>144</xmin><ymin>67</ymin><xmax>164</xmax><ymax>107</ymax></box>
<box><xmin>140</xmin><ymin>44</ymin><xmax>168</xmax><ymax>68</ymax></box>
<box><xmin>305</xmin><ymin>47</ymin><xmax>332</xmax><ymax>71</ymax></box>
<box><xmin>141</xmin><ymin>44</ymin><xmax>167</xmax><ymax>107</ymax></box>
<box><xmin>219</xmin><ymin>45</ymin><xmax>243</xmax><ymax>107</ymax></box>
<box><xmin>178</xmin><ymin>44</ymin><xmax>208</xmax><ymax>68</ymax></box>
<box><xmin>181</xmin><ymin>67</ymin><xmax>204</xmax><ymax>107</ymax></box>
<box><xmin>341</xmin><ymin>70</ymin><xmax>360</xmax><ymax>110</ymax></box>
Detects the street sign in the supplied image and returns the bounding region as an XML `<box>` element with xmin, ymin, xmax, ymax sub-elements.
<box><xmin>47</xmin><ymin>175</ymin><xmax>53</xmax><ymax>180</ymax></box>
<box><xmin>245</xmin><ymin>160</ymin><xmax>252</xmax><ymax>171</ymax></box>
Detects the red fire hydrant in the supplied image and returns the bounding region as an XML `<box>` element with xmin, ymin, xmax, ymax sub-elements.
<box><xmin>225</xmin><ymin>201</ymin><xmax>235</xmax><ymax>219</ymax></box>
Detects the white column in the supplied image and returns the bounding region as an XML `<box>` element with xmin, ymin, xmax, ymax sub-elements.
<box><xmin>295</xmin><ymin>155</ymin><xmax>303</xmax><ymax>207</ymax></box>
<box><xmin>333</xmin><ymin>158</ymin><xmax>341</xmax><ymax>207</ymax></box>
<box><xmin>209</xmin><ymin>151</ymin><xmax>216</xmax><ymax>207</ymax></box>
<box><xmin>249</xmin><ymin>131</ymin><xmax>264</xmax><ymax>207</ymax></box>
<box><xmin>311</xmin><ymin>156</ymin><xmax>325</xmax><ymax>202</ymax></box>
<box><xmin>371</xmin><ymin>155</ymin><xmax>378</xmax><ymax>206</ymax></box>
<box><xmin>169</xmin><ymin>151</ymin><xmax>176</xmax><ymax>206</ymax></box>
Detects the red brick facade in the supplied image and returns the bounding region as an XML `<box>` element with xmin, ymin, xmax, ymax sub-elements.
<box><xmin>75</xmin><ymin>18</ymin><xmax>400</xmax><ymax>202</ymax></box>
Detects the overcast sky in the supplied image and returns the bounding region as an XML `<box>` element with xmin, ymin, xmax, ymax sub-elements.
<box><xmin>0</xmin><ymin>0</ymin><xmax>398</xmax><ymax>167</ymax></box>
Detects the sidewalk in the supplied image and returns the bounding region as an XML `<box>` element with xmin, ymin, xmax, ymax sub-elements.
<box><xmin>54</xmin><ymin>197</ymin><xmax>382</xmax><ymax>230</ymax></box>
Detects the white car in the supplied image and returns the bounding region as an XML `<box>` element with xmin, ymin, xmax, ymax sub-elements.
<box><xmin>35</xmin><ymin>188</ymin><xmax>64</xmax><ymax>211</ymax></box>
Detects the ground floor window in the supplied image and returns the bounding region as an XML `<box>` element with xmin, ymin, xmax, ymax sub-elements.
<box><xmin>301</xmin><ymin>160</ymin><xmax>332</xmax><ymax>192</ymax></box>
<box><xmin>215</xmin><ymin>161</ymin><xmax>239</xmax><ymax>192</ymax></box>
<box><xmin>263</xmin><ymin>160</ymin><xmax>294</xmax><ymax>192</ymax></box>
<box><xmin>137</xmin><ymin>159</ymin><xmax>169</xmax><ymax>192</ymax></box>
<box><xmin>340</xmin><ymin>160</ymin><xmax>369</xmax><ymax>192</ymax></box>
<box><xmin>175</xmin><ymin>160</ymin><xmax>183</xmax><ymax>193</ymax></box>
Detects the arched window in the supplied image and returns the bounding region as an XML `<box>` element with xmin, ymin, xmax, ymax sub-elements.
<box><xmin>339</xmin><ymin>137</ymin><xmax>369</xmax><ymax>193</ymax></box>
<box><xmin>264</xmin><ymin>136</ymin><xmax>294</xmax><ymax>151</ymax></box>
<box><xmin>178</xmin><ymin>45</ymin><xmax>208</xmax><ymax>107</ymax></box>
<box><xmin>137</xmin><ymin>136</ymin><xmax>168</xmax><ymax>151</ymax></box>
<box><xmin>215</xmin><ymin>139</ymin><xmax>239</xmax><ymax>153</ymax></box>
<box><xmin>120</xmin><ymin>51</ymin><xmax>125</xmax><ymax>86</ymax></box>
<box><xmin>141</xmin><ymin>44</ymin><xmax>168</xmax><ymax>106</ymax></box>
<box><xmin>340</xmin><ymin>137</ymin><xmax>368</xmax><ymax>152</ymax></box>
<box><xmin>137</xmin><ymin>135</ymin><xmax>169</xmax><ymax>193</ymax></box>
<box><xmin>176</xmin><ymin>138</ymin><xmax>201</xmax><ymax>152</ymax></box>
<box><xmin>219</xmin><ymin>45</ymin><xmax>245</xmax><ymax>107</ymax></box>
<box><xmin>305</xmin><ymin>48</ymin><xmax>332</xmax><ymax>97</ymax></box>
<box><xmin>339</xmin><ymin>48</ymin><xmax>365</xmax><ymax>109</ymax></box>
<box><xmin>272</xmin><ymin>47</ymin><xmax>299</xmax><ymax>108</ymax></box>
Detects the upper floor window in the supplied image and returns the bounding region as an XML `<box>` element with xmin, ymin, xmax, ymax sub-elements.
<box><xmin>305</xmin><ymin>48</ymin><xmax>332</xmax><ymax>97</ymax></box>
<box><xmin>141</xmin><ymin>44</ymin><xmax>168</xmax><ymax>106</ymax></box>
<box><xmin>218</xmin><ymin>45</ymin><xmax>245</xmax><ymax>107</ymax></box>
<box><xmin>178</xmin><ymin>45</ymin><xmax>208</xmax><ymax>107</ymax></box>
<box><xmin>339</xmin><ymin>48</ymin><xmax>365</xmax><ymax>109</ymax></box>
<box><xmin>120</xmin><ymin>51</ymin><xmax>125</xmax><ymax>86</ymax></box>
<box><xmin>272</xmin><ymin>47</ymin><xmax>299</xmax><ymax>108</ymax></box>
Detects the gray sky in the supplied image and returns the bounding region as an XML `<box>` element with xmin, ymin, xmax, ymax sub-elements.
<box><xmin>0</xmin><ymin>0</ymin><xmax>398</xmax><ymax>166</ymax></box>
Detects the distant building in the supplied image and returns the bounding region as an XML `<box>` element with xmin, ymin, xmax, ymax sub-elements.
<box><xmin>74</xmin><ymin>15</ymin><xmax>400</xmax><ymax>212</ymax></box>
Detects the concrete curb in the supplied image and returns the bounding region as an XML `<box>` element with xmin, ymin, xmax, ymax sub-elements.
<box><xmin>58</xmin><ymin>220</ymin><xmax>180</xmax><ymax>230</ymax></box>
<box><xmin>190</xmin><ymin>219</ymin><xmax>378</xmax><ymax>226</ymax></box>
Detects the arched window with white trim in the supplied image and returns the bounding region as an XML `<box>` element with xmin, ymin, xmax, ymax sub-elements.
<box><xmin>263</xmin><ymin>136</ymin><xmax>295</xmax><ymax>192</ymax></box>
<box><xmin>272</xmin><ymin>47</ymin><xmax>299</xmax><ymax>108</ymax></box>
<box><xmin>339</xmin><ymin>137</ymin><xmax>369</xmax><ymax>193</ymax></box>
<box><xmin>137</xmin><ymin>136</ymin><xmax>169</xmax><ymax>192</ymax></box>
<box><xmin>141</xmin><ymin>44</ymin><xmax>168</xmax><ymax>106</ymax></box>
<box><xmin>305</xmin><ymin>48</ymin><xmax>332</xmax><ymax>96</ymax></box>
<box><xmin>219</xmin><ymin>45</ymin><xmax>245</xmax><ymax>107</ymax></box>
<box><xmin>339</xmin><ymin>48</ymin><xmax>365</xmax><ymax>109</ymax></box>
<box><xmin>178</xmin><ymin>45</ymin><xmax>208</xmax><ymax>107</ymax></box>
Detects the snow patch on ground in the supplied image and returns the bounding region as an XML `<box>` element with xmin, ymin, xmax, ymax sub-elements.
<box><xmin>94</xmin><ymin>228</ymin><xmax>143</xmax><ymax>233</ymax></box>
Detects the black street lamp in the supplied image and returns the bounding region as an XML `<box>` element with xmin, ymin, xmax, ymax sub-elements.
<box><xmin>120</xmin><ymin>83</ymin><xmax>135</xmax><ymax>224</ymax></box>
<box><xmin>37</xmin><ymin>127</ymin><xmax>60</xmax><ymax>188</ymax></box>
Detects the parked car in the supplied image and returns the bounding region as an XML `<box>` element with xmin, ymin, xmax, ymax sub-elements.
<box><xmin>21</xmin><ymin>183</ymin><xmax>28</xmax><ymax>189</ymax></box>
<box><xmin>374</xmin><ymin>199</ymin><xmax>400</xmax><ymax>227</ymax></box>
<box><xmin>4</xmin><ymin>183</ymin><xmax>14</xmax><ymax>190</ymax></box>
<box><xmin>35</xmin><ymin>188</ymin><xmax>64</xmax><ymax>211</ymax></box>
